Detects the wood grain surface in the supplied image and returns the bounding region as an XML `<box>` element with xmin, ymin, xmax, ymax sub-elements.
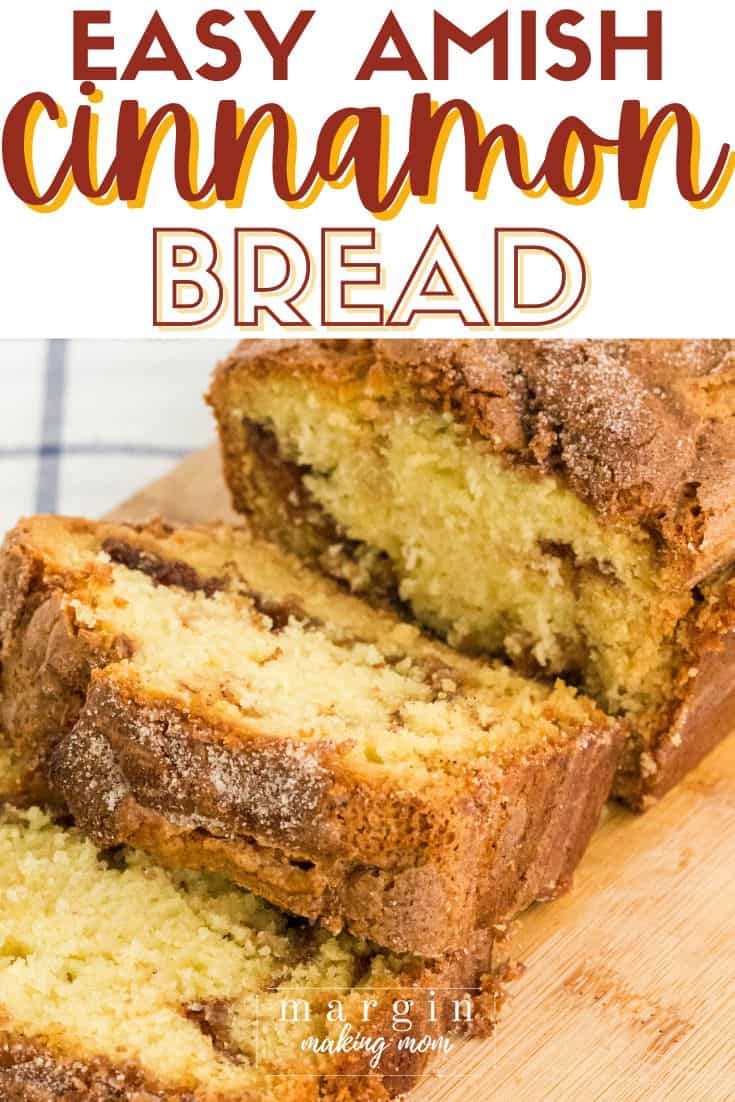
<box><xmin>111</xmin><ymin>446</ymin><xmax>735</xmax><ymax>1102</ymax></box>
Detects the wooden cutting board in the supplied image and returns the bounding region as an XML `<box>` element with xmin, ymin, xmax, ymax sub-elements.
<box><xmin>111</xmin><ymin>447</ymin><xmax>735</xmax><ymax>1102</ymax></box>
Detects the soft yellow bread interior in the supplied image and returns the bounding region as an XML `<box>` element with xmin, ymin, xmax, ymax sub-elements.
<box><xmin>0</xmin><ymin>807</ymin><xmax>418</xmax><ymax>1096</ymax></box>
<box><xmin>232</xmin><ymin>377</ymin><xmax>693</xmax><ymax>724</ymax></box>
<box><xmin>21</xmin><ymin>518</ymin><xmax>602</xmax><ymax>778</ymax></box>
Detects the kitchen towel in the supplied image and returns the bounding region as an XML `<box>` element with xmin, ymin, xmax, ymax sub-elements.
<box><xmin>0</xmin><ymin>339</ymin><xmax>231</xmax><ymax>536</ymax></box>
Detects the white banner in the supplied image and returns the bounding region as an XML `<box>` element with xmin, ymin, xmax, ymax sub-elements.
<box><xmin>0</xmin><ymin>1</ymin><xmax>732</xmax><ymax>336</ymax></box>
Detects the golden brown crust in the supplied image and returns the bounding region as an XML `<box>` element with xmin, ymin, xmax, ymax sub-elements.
<box><xmin>46</xmin><ymin>676</ymin><xmax>620</xmax><ymax>956</ymax></box>
<box><xmin>614</xmin><ymin>622</ymin><xmax>735</xmax><ymax>808</ymax></box>
<box><xmin>0</xmin><ymin>1034</ymin><xmax>204</xmax><ymax>1102</ymax></box>
<box><xmin>0</xmin><ymin>1033</ymin><xmax>387</xmax><ymax>1101</ymax></box>
<box><xmin>0</xmin><ymin>526</ymin><xmax>103</xmax><ymax>791</ymax></box>
<box><xmin>0</xmin><ymin>517</ymin><xmax>621</xmax><ymax>958</ymax></box>
<box><xmin>611</xmin><ymin>566</ymin><xmax>735</xmax><ymax>805</ymax></box>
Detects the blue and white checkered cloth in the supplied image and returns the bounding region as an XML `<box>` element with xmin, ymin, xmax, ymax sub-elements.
<box><xmin>0</xmin><ymin>340</ymin><xmax>233</xmax><ymax>536</ymax></box>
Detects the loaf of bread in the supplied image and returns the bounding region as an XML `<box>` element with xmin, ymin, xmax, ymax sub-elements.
<box><xmin>209</xmin><ymin>339</ymin><xmax>735</xmax><ymax>808</ymax></box>
<box><xmin>0</xmin><ymin>515</ymin><xmax>620</xmax><ymax>957</ymax></box>
<box><xmin>0</xmin><ymin>803</ymin><xmax>494</xmax><ymax>1100</ymax></box>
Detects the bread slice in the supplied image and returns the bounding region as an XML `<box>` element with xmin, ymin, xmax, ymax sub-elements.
<box><xmin>0</xmin><ymin>804</ymin><xmax>495</xmax><ymax>1101</ymax></box>
<box><xmin>0</xmin><ymin>516</ymin><xmax>620</xmax><ymax>957</ymax></box>
<box><xmin>209</xmin><ymin>338</ymin><xmax>735</xmax><ymax>808</ymax></box>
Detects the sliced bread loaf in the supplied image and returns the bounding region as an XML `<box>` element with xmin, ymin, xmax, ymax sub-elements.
<box><xmin>0</xmin><ymin>515</ymin><xmax>621</xmax><ymax>957</ymax></box>
<box><xmin>209</xmin><ymin>338</ymin><xmax>735</xmax><ymax>807</ymax></box>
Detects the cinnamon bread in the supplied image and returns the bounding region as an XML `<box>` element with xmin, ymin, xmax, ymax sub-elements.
<box><xmin>208</xmin><ymin>338</ymin><xmax>735</xmax><ymax>808</ymax></box>
<box><xmin>0</xmin><ymin>804</ymin><xmax>494</xmax><ymax>1100</ymax></box>
<box><xmin>0</xmin><ymin>515</ymin><xmax>621</xmax><ymax>957</ymax></box>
